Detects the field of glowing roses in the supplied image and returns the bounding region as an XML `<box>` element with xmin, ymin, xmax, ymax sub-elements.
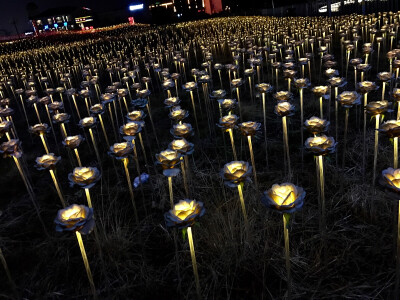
<box><xmin>2</xmin><ymin>14</ymin><xmax>400</xmax><ymax>298</ymax></box>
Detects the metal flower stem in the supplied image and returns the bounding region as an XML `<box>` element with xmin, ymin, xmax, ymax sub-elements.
<box><xmin>373</xmin><ymin>114</ymin><xmax>380</xmax><ymax>185</ymax></box>
<box><xmin>107</xmin><ymin>103</ymin><xmax>117</xmax><ymax>141</ymax></box>
<box><xmin>287</xmin><ymin>78</ymin><xmax>291</xmax><ymax>93</ymax></box>
<box><xmin>180</xmin><ymin>157</ymin><xmax>189</xmax><ymax>198</ymax></box>
<box><xmin>74</xmin><ymin>148</ymin><xmax>82</xmax><ymax>167</ymax></box>
<box><xmin>19</xmin><ymin>94</ymin><xmax>30</xmax><ymax>128</ymax></box>
<box><xmin>248</xmin><ymin>76</ymin><xmax>254</xmax><ymax>104</ymax></box>
<box><xmin>237</xmin><ymin>182</ymin><xmax>248</xmax><ymax>226</ymax></box>
<box><xmin>382</xmin><ymin>82</ymin><xmax>386</xmax><ymax>100</ymax></box>
<box><xmin>247</xmin><ymin>136</ymin><xmax>258</xmax><ymax>189</ymax></box>
<box><xmin>89</xmin><ymin>128</ymin><xmax>101</xmax><ymax>167</ymax></box>
<box><xmin>189</xmin><ymin>91</ymin><xmax>200</xmax><ymax>136</ymax></box>
<box><xmin>13</xmin><ymin>156</ymin><xmax>35</xmax><ymax>201</ymax></box>
<box><xmin>146</xmin><ymin>103</ymin><xmax>160</xmax><ymax>148</ymax></box>
<box><xmin>318</xmin><ymin>155</ymin><xmax>326</xmax><ymax>236</ymax></box>
<box><xmin>98</xmin><ymin>115</ymin><xmax>110</xmax><ymax>149</ymax></box>
<box><xmin>122</xmin><ymin>158</ymin><xmax>139</xmax><ymax>223</ymax></box>
<box><xmin>319</xmin><ymin>96</ymin><xmax>323</xmax><ymax>118</ymax></box>
<box><xmin>187</xmin><ymin>226</ymin><xmax>201</xmax><ymax>299</ymax></box>
<box><xmin>0</xmin><ymin>248</ymin><xmax>18</xmax><ymax>297</ymax></box>
<box><xmin>362</xmin><ymin>93</ymin><xmax>368</xmax><ymax>180</ymax></box>
<box><xmin>342</xmin><ymin>108</ymin><xmax>350</xmax><ymax>170</ymax></box>
<box><xmin>75</xmin><ymin>232</ymin><xmax>97</xmax><ymax>299</ymax></box>
<box><xmin>283</xmin><ymin>213</ymin><xmax>292</xmax><ymax>300</ymax></box>
<box><xmin>236</xmin><ymin>88</ymin><xmax>243</xmax><ymax>122</ymax></box>
<box><xmin>282</xmin><ymin>116</ymin><xmax>291</xmax><ymax>176</ymax></box>
<box><xmin>60</xmin><ymin>123</ymin><xmax>68</xmax><ymax>139</ymax></box>
<box><xmin>228</xmin><ymin>128</ymin><xmax>237</xmax><ymax>161</ymax></box>
<box><xmin>40</xmin><ymin>133</ymin><xmax>49</xmax><ymax>154</ymax></box>
<box><xmin>397</xmin><ymin>101</ymin><xmax>400</xmax><ymax>120</ymax></box>
<box><xmin>49</xmin><ymin>169</ymin><xmax>66</xmax><ymax>207</ymax></box>
<box><xmin>218</xmin><ymin>70</ymin><xmax>223</xmax><ymax>89</ymax></box>
<box><xmin>394</xmin><ymin>137</ymin><xmax>398</xmax><ymax>169</ymax></box>
<box><xmin>300</xmin><ymin>88</ymin><xmax>304</xmax><ymax>167</ymax></box>
<box><xmin>168</xmin><ymin>176</ymin><xmax>174</xmax><ymax>209</ymax></box>
<box><xmin>262</xmin><ymin>93</ymin><xmax>269</xmax><ymax>170</ymax></box>
<box><xmin>33</xmin><ymin>103</ymin><xmax>42</xmax><ymax>123</ymax></box>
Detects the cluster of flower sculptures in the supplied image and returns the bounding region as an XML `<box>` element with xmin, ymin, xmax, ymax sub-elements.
<box><xmin>2</xmin><ymin>11</ymin><xmax>400</xmax><ymax>298</ymax></box>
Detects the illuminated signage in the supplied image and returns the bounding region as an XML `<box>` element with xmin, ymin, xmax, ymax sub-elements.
<box><xmin>64</xmin><ymin>22</ymin><xmax>68</xmax><ymax>27</ymax></box>
<box><xmin>54</xmin><ymin>24</ymin><xmax>58</xmax><ymax>28</ymax></box>
<box><xmin>44</xmin><ymin>25</ymin><xmax>49</xmax><ymax>30</ymax></box>
<box><xmin>129</xmin><ymin>4</ymin><xmax>144</xmax><ymax>11</ymax></box>
<box><xmin>75</xmin><ymin>16</ymin><xmax>93</xmax><ymax>23</ymax></box>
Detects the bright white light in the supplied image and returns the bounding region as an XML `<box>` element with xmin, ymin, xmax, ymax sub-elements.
<box><xmin>318</xmin><ymin>0</ymin><xmax>387</xmax><ymax>13</ymax></box>
<box><xmin>129</xmin><ymin>4</ymin><xmax>144</xmax><ymax>11</ymax></box>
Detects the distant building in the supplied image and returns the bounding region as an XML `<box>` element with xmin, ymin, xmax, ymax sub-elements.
<box><xmin>30</xmin><ymin>6</ymin><xmax>95</xmax><ymax>34</ymax></box>
<box><xmin>149</xmin><ymin>0</ymin><xmax>222</xmax><ymax>16</ymax></box>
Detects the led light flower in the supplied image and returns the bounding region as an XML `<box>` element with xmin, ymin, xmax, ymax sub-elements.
<box><xmin>379</xmin><ymin>120</ymin><xmax>400</xmax><ymax>138</ymax></box>
<box><xmin>0</xmin><ymin>121</ymin><xmax>11</xmax><ymax>136</ymax></box>
<box><xmin>164</xmin><ymin>199</ymin><xmax>205</xmax><ymax>228</ymax></box>
<box><xmin>220</xmin><ymin>161</ymin><xmax>252</xmax><ymax>188</ymax></box>
<box><xmin>274</xmin><ymin>101</ymin><xmax>295</xmax><ymax>117</ymax></box>
<box><xmin>35</xmin><ymin>153</ymin><xmax>61</xmax><ymax>170</ymax></box>
<box><xmin>365</xmin><ymin>100</ymin><xmax>391</xmax><ymax>116</ymax></box>
<box><xmin>182</xmin><ymin>82</ymin><xmax>197</xmax><ymax>91</ymax></box>
<box><xmin>68</xmin><ymin>167</ymin><xmax>101</xmax><ymax>189</ymax></box>
<box><xmin>169</xmin><ymin>138</ymin><xmax>194</xmax><ymax>155</ymax></box>
<box><xmin>155</xmin><ymin>149</ymin><xmax>182</xmax><ymax>177</ymax></box>
<box><xmin>29</xmin><ymin>123</ymin><xmax>49</xmax><ymax>136</ymax></box>
<box><xmin>210</xmin><ymin>90</ymin><xmax>227</xmax><ymax>99</ymax></box>
<box><xmin>0</xmin><ymin>139</ymin><xmax>22</xmax><ymax>158</ymax></box>
<box><xmin>217</xmin><ymin>99</ymin><xmax>237</xmax><ymax>111</ymax></box>
<box><xmin>273</xmin><ymin>91</ymin><xmax>293</xmax><ymax>102</ymax></box>
<box><xmin>171</xmin><ymin>123</ymin><xmax>194</xmax><ymax>138</ymax></box>
<box><xmin>63</xmin><ymin>135</ymin><xmax>84</xmax><ymax>149</ymax></box>
<box><xmin>337</xmin><ymin>91</ymin><xmax>361</xmax><ymax>108</ymax></box>
<box><xmin>294</xmin><ymin>78</ymin><xmax>310</xmax><ymax>89</ymax></box>
<box><xmin>54</xmin><ymin>204</ymin><xmax>95</xmax><ymax>235</ymax></box>
<box><xmin>304</xmin><ymin>116</ymin><xmax>330</xmax><ymax>135</ymax></box>
<box><xmin>90</xmin><ymin>104</ymin><xmax>105</xmax><ymax>115</ymax></box>
<box><xmin>126</xmin><ymin>110</ymin><xmax>146</xmax><ymax>122</ymax></box>
<box><xmin>169</xmin><ymin>106</ymin><xmax>189</xmax><ymax>122</ymax></box>
<box><xmin>304</xmin><ymin>135</ymin><xmax>337</xmax><ymax>155</ymax></box>
<box><xmin>238</xmin><ymin>121</ymin><xmax>261</xmax><ymax>136</ymax></box>
<box><xmin>312</xmin><ymin>85</ymin><xmax>329</xmax><ymax>97</ymax></box>
<box><xmin>328</xmin><ymin>77</ymin><xmax>347</xmax><ymax>88</ymax></box>
<box><xmin>380</xmin><ymin>168</ymin><xmax>400</xmax><ymax>194</ymax></box>
<box><xmin>261</xmin><ymin>183</ymin><xmax>305</xmax><ymax>213</ymax></box>
<box><xmin>231</xmin><ymin>78</ymin><xmax>244</xmax><ymax>88</ymax></box>
<box><xmin>79</xmin><ymin>117</ymin><xmax>97</xmax><ymax>129</ymax></box>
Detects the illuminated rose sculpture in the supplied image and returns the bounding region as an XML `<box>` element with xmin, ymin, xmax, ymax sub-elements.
<box><xmin>156</xmin><ymin>149</ymin><xmax>182</xmax><ymax>177</ymax></box>
<box><xmin>35</xmin><ymin>153</ymin><xmax>61</xmax><ymax>170</ymax></box>
<box><xmin>169</xmin><ymin>138</ymin><xmax>194</xmax><ymax>155</ymax></box>
<box><xmin>171</xmin><ymin>123</ymin><xmax>194</xmax><ymax>139</ymax></box>
<box><xmin>304</xmin><ymin>117</ymin><xmax>330</xmax><ymax>135</ymax></box>
<box><xmin>164</xmin><ymin>199</ymin><xmax>205</xmax><ymax>228</ymax></box>
<box><xmin>304</xmin><ymin>135</ymin><xmax>337</xmax><ymax>156</ymax></box>
<box><xmin>68</xmin><ymin>167</ymin><xmax>101</xmax><ymax>189</ymax></box>
<box><xmin>379</xmin><ymin>120</ymin><xmax>400</xmax><ymax>138</ymax></box>
<box><xmin>238</xmin><ymin>121</ymin><xmax>261</xmax><ymax>136</ymax></box>
<box><xmin>169</xmin><ymin>106</ymin><xmax>189</xmax><ymax>122</ymax></box>
<box><xmin>108</xmin><ymin>142</ymin><xmax>134</xmax><ymax>160</ymax></box>
<box><xmin>261</xmin><ymin>183</ymin><xmax>305</xmax><ymax>213</ymax></box>
<box><xmin>337</xmin><ymin>91</ymin><xmax>361</xmax><ymax>108</ymax></box>
<box><xmin>274</xmin><ymin>101</ymin><xmax>295</xmax><ymax>117</ymax></box>
<box><xmin>220</xmin><ymin>161</ymin><xmax>252</xmax><ymax>188</ymax></box>
<box><xmin>63</xmin><ymin>135</ymin><xmax>84</xmax><ymax>149</ymax></box>
<box><xmin>55</xmin><ymin>204</ymin><xmax>95</xmax><ymax>235</ymax></box>
<box><xmin>365</xmin><ymin>100</ymin><xmax>391</xmax><ymax>116</ymax></box>
<box><xmin>217</xmin><ymin>114</ymin><xmax>239</xmax><ymax>131</ymax></box>
<box><xmin>0</xmin><ymin>139</ymin><xmax>22</xmax><ymax>158</ymax></box>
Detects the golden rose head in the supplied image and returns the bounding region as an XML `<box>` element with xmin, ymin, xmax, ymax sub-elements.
<box><xmin>377</xmin><ymin>72</ymin><xmax>393</xmax><ymax>82</ymax></box>
<box><xmin>79</xmin><ymin>89</ymin><xmax>90</xmax><ymax>98</ymax></box>
<box><xmin>393</xmin><ymin>88</ymin><xmax>400</xmax><ymax>101</ymax></box>
<box><xmin>357</xmin><ymin>81</ymin><xmax>378</xmax><ymax>94</ymax></box>
<box><xmin>169</xmin><ymin>106</ymin><xmax>189</xmax><ymax>122</ymax></box>
<box><xmin>79</xmin><ymin>116</ymin><xmax>97</xmax><ymax>128</ymax></box>
<box><xmin>35</xmin><ymin>153</ymin><xmax>61</xmax><ymax>170</ymax></box>
<box><xmin>379</xmin><ymin>120</ymin><xmax>400</xmax><ymax>138</ymax></box>
<box><xmin>109</xmin><ymin>142</ymin><xmax>134</xmax><ymax>159</ymax></box>
<box><xmin>68</xmin><ymin>167</ymin><xmax>101</xmax><ymax>189</ymax></box>
<box><xmin>55</xmin><ymin>204</ymin><xmax>95</xmax><ymax>235</ymax></box>
<box><xmin>261</xmin><ymin>183</ymin><xmax>305</xmax><ymax>213</ymax></box>
<box><xmin>304</xmin><ymin>116</ymin><xmax>330</xmax><ymax>135</ymax></box>
<box><xmin>304</xmin><ymin>135</ymin><xmax>337</xmax><ymax>156</ymax></box>
<box><xmin>255</xmin><ymin>83</ymin><xmax>273</xmax><ymax>93</ymax></box>
<box><xmin>164</xmin><ymin>199</ymin><xmax>205</xmax><ymax>228</ymax></box>
<box><xmin>29</xmin><ymin>123</ymin><xmax>49</xmax><ymax>136</ymax></box>
<box><xmin>162</xmin><ymin>79</ymin><xmax>175</xmax><ymax>90</ymax></box>
<box><xmin>38</xmin><ymin>96</ymin><xmax>50</xmax><ymax>105</ymax></box>
<box><xmin>244</xmin><ymin>69</ymin><xmax>255</xmax><ymax>76</ymax></box>
<box><xmin>63</xmin><ymin>135</ymin><xmax>84</xmax><ymax>149</ymax></box>
<box><xmin>324</xmin><ymin>68</ymin><xmax>339</xmax><ymax>78</ymax></box>
<box><xmin>171</xmin><ymin>123</ymin><xmax>194</xmax><ymax>139</ymax></box>
<box><xmin>220</xmin><ymin>161</ymin><xmax>252</xmax><ymax>188</ymax></box>
<box><xmin>387</xmin><ymin>51</ymin><xmax>396</xmax><ymax>59</ymax></box>
<box><xmin>53</xmin><ymin>113</ymin><xmax>70</xmax><ymax>124</ymax></box>
<box><xmin>198</xmin><ymin>75</ymin><xmax>211</xmax><ymax>83</ymax></box>
<box><xmin>0</xmin><ymin>139</ymin><xmax>22</xmax><ymax>158</ymax></box>
<box><xmin>274</xmin><ymin>101</ymin><xmax>295</xmax><ymax>117</ymax></box>
<box><xmin>274</xmin><ymin>90</ymin><xmax>293</xmax><ymax>102</ymax></box>
<box><xmin>294</xmin><ymin>78</ymin><xmax>310</xmax><ymax>89</ymax></box>
<box><xmin>142</xmin><ymin>77</ymin><xmax>151</xmax><ymax>83</ymax></box>
<box><xmin>283</xmin><ymin>69</ymin><xmax>297</xmax><ymax>79</ymax></box>
<box><xmin>117</xmin><ymin>89</ymin><xmax>129</xmax><ymax>97</ymax></box>
<box><xmin>0</xmin><ymin>107</ymin><xmax>14</xmax><ymax>118</ymax></box>
<box><xmin>126</xmin><ymin>110</ymin><xmax>146</xmax><ymax>122</ymax></box>
<box><xmin>356</xmin><ymin>64</ymin><xmax>371</xmax><ymax>73</ymax></box>
<box><xmin>298</xmin><ymin>58</ymin><xmax>309</xmax><ymax>65</ymax></box>
<box><xmin>328</xmin><ymin>77</ymin><xmax>347</xmax><ymax>88</ymax></box>
<box><xmin>380</xmin><ymin>168</ymin><xmax>400</xmax><ymax>195</ymax></box>
<box><xmin>171</xmin><ymin>73</ymin><xmax>180</xmax><ymax>80</ymax></box>
<box><xmin>48</xmin><ymin>101</ymin><xmax>64</xmax><ymax>112</ymax></box>
<box><xmin>169</xmin><ymin>138</ymin><xmax>194</xmax><ymax>155</ymax></box>
<box><xmin>231</xmin><ymin>78</ymin><xmax>244</xmax><ymax>88</ymax></box>
<box><xmin>337</xmin><ymin>91</ymin><xmax>361</xmax><ymax>108</ymax></box>
<box><xmin>182</xmin><ymin>81</ymin><xmax>197</xmax><ymax>91</ymax></box>
<box><xmin>90</xmin><ymin>104</ymin><xmax>105</xmax><ymax>115</ymax></box>
<box><xmin>210</xmin><ymin>90</ymin><xmax>227</xmax><ymax>99</ymax></box>
<box><xmin>138</xmin><ymin>89</ymin><xmax>151</xmax><ymax>98</ymax></box>
<box><xmin>218</xmin><ymin>114</ymin><xmax>239</xmax><ymax>130</ymax></box>
<box><xmin>101</xmin><ymin>93</ymin><xmax>116</xmax><ymax>104</ymax></box>
<box><xmin>0</xmin><ymin>121</ymin><xmax>12</xmax><ymax>136</ymax></box>
<box><xmin>312</xmin><ymin>86</ymin><xmax>329</xmax><ymax>97</ymax></box>
<box><xmin>238</xmin><ymin>121</ymin><xmax>261</xmax><ymax>136</ymax></box>
<box><xmin>156</xmin><ymin>149</ymin><xmax>182</xmax><ymax>176</ymax></box>
<box><xmin>164</xmin><ymin>97</ymin><xmax>181</xmax><ymax>108</ymax></box>
<box><xmin>218</xmin><ymin>99</ymin><xmax>237</xmax><ymax>112</ymax></box>
<box><xmin>120</xmin><ymin>121</ymin><xmax>142</xmax><ymax>141</ymax></box>
<box><xmin>366</xmin><ymin>100</ymin><xmax>391</xmax><ymax>116</ymax></box>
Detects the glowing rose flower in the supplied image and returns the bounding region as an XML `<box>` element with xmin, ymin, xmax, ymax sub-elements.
<box><xmin>283</xmin><ymin>69</ymin><xmax>297</xmax><ymax>79</ymax></box>
<box><xmin>156</xmin><ymin>149</ymin><xmax>182</xmax><ymax>176</ymax></box>
<box><xmin>350</xmin><ymin>58</ymin><xmax>362</xmax><ymax>67</ymax></box>
<box><xmin>169</xmin><ymin>106</ymin><xmax>189</xmax><ymax>122</ymax></box>
<box><xmin>231</xmin><ymin>78</ymin><xmax>244</xmax><ymax>88</ymax></box>
<box><xmin>244</xmin><ymin>69</ymin><xmax>255</xmax><ymax>76</ymax></box>
<box><xmin>261</xmin><ymin>183</ymin><xmax>305</xmax><ymax>213</ymax></box>
<box><xmin>54</xmin><ymin>204</ymin><xmax>95</xmax><ymax>235</ymax></box>
<box><xmin>108</xmin><ymin>142</ymin><xmax>134</xmax><ymax>159</ymax></box>
<box><xmin>328</xmin><ymin>77</ymin><xmax>347</xmax><ymax>88</ymax></box>
<box><xmin>68</xmin><ymin>167</ymin><xmax>101</xmax><ymax>189</ymax></box>
<box><xmin>274</xmin><ymin>101</ymin><xmax>295</xmax><ymax>117</ymax></box>
<box><xmin>220</xmin><ymin>161</ymin><xmax>252</xmax><ymax>188</ymax></box>
<box><xmin>101</xmin><ymin>93</ymin><xmax>115</xmax><ymax>104</ymax></box>
<box><xmin>380</xmin><ymin>168</ymin><xmax>400</xmax><ymax>195</ymax></box>
<box><xmin>273</xmin><ymin>91</ymin><xmax>293</xmax><ymax>102</ymax></box>
<box><xmin>90</xmin><ymin>104</ymin><xmax>105</xmax><ymax>115</ymax></box>
<box><xmin>379</xmin><ymin>120</ymin><xmax>400</xmax><ymax>138</ymax></box>
<box><xmin>312</xmin><ymin>86</ymin><xmax>329</xmax><ymax>97</ymax></box>
<box><xmin>29</xmin><ymin>123</ymin><xmax>49</xmax><ymax>136</ymax></box>
<box><xmin>214</xmin><ymin>63</ymin><xmax>224</xmax><ymax>70</ymax></box>
<box><xmin>0</xmin><ymin>121</ymin><xmax>12</xmax><ymax>136</ymax></box>
<box><xmin>164</xmin><ymin>97</ymin><xmax>181</xmax><ymax>108</ymax></box>
<box><xmin>120</xmin><ymin>121</ymin><xmax>142</xmax><ymax>141</ymax></box>
<box><xmin>182</xmin><ymin>82</ymin><xmax>197</xmax><ymax>92</ymax></box>
<box><xmin>171</xmin><ymin>123</ymin><xmax>194</xmax><ymax>139</ymax></box>
<box><xmin>356</xmin><ymin>64</ymin><xmax>371</xmax><ymax>73</ymax></box>
<box><xmin>126</xmin><ymin>110</ymin><xmax>146</xmax><ymax>122</ymax></box>
<box><xmin>304</xmin><ymin>116</ymin><xmax>330</xmax><ymax>135</ymax></box>
<box><xmin>79</xmin><ymin>117</ymin><xmax>97</xmax><ymax>129</ymax></box>
<box><xmin>63</xmin><ymin>135</ymin><xmax>84</xmax><ymax>149</ymax></box>
<box><xmin>53</xmin><ymin>113</ymin><xmax>70</xmax><ymax>124</ymax></box>
<box><xmin>0</xmin><ymin>98</ymin><xmax>10</xmax><ymax>107</ymax></box>
<box><xmin>171</xmin><ymin>73</ymin><xmax>180</xmax><ymax>80</ymax></box>
<box><xmin>238</xmin><ymin>121</ymin><xmax>261</xmax><ymax>136</ymax></box>
<box><xmin>255</xmin><ymin>83</ymin><xmax>273</xmax><ymax>93</ymax></box>
<box><xmin>337</xmin><ymin>91</ymin><xmax>361</xmax><ymax>108</ymax></box>
<box><xmin>304</xmin><ymin>135</ymin><xmax>337</xmax><ymax>156</ymax></box>
<box><xmin>210</xmin><ymin>90</ymin><xmax>227</xmax><ymax>99</ymax></box>
<box><xmin>217</xmin><ymin>114</ymin><xmax>239</xmax><ymax>131</ymax></box>
<box><xmin>217</xmin><ymin>99</ymin><xmax>237</xmax><ymax>111</ymax></box>
<box><xmin>0</xmin><ymin>139</ymin><xmax>22</xmax><ymax>158</ymax></box>
<box><xmin>0</xmin><ymin>107</ymin><xmax>14</xmax><ymax>118</ymax></box>
<box><xmin>198</xmin><ymin>75</ymin><xmax>211</xmax><ymax>83</ymax></box>
<box><xmin>377</xmin><ymin>72</ymin><xmax>393</xmax><ymax>82</ymax></box>
<box><xmin>138</xmin><ymin>89</ymin><xmax>151</xmax><ymax>98</ymax></box>
<box><xmin>294</xmin><ymin>78</ymin><xmax>310</xmax><ymax>89</ymax></box>
<box><xmin>169</xmin><ymin>138</ymin><xmax>194</xmax><ymax>155</ymax></box>
<box><xmin>357</xmin><ymin>81</ymin><xmax>378</xmax><ymax>94</ymax></box>
<box><xmin>365</xmin><ymin>100</ymin><xmax>391</xmax><ymax>116</ymax></box>
<box><xmin>117</xmin><ymin>89</ymin><xmax>129</xmax><ymax>97</ymax></box>
<box><xmin>48</xmin><ymin>101</ymin><xmax>64</xmax><ymax>112</ymax></box>
<box><xmin>35</xmin><ymin>153</ymin><xmax>61</xmax><ymax>170</ymax></box>
<box><xmin>164</xmin><ymin>199</ymin><xmax>205</xmax><ymax>228</ymax></box>
<box><xmin>162</xmin><ymin>79</ymin><xmax>175</xmax><ymax>90</ymax></box>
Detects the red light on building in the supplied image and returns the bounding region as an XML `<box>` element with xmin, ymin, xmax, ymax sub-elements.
<box><xmin>204</xmin><ymin>0</ymin><xmax>222</xmax><ymax>14</ymax></box>
<box><xmin>128</xmin><ymin>17</ymin><xmax>135</xmax><ymax>25</ymax></box>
